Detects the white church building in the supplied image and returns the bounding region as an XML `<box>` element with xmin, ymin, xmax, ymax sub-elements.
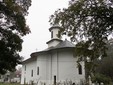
<box><xmin>21</xmin><ymin>25</ymin><xmax>85</xmax><ymax>85</ymax></box>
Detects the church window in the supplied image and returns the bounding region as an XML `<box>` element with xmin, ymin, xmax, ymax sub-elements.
<box><xmin>78</xmin><ymin>64</ymin><xmax>82</xmax><ymax>75</ymax></box>
<box><xmin>57</xmin><ymin>31</ymin><xmax>61</xmax><ymax>38</ymax></box>
<box><xmin>37</xmin><ymin>67</ymin><xmax>39</xmax><ymax>75</ymax></box>
<box><xmin>25</xmin><ymin>65</ymin><xmax>26</xmax><ymax>71</ymax></box>
<box><xmin>31</xmin><ymin>70</ymin><xmax>33</xmax><ymax>77</ymax></box>
<box><xmin>51</xmin><ymin>31</ymin><xmax>53</xmax><ymax>38</ymax></box>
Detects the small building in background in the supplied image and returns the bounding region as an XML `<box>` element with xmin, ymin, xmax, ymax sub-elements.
<box><xmin>0</xmin><ymin>68</ymin><xmax>21</xmax><ymax>83</ymax></box>
<box><xmin>21</xmin><ymin>25</ymin><xmax>85</xmax><ymax>85</ymax></box>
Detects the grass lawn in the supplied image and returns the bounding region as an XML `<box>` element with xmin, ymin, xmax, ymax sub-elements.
<box><xmin>0</xmin><ymin>83</ymin><xmax>21</xmax><ymax>85</ymax></box>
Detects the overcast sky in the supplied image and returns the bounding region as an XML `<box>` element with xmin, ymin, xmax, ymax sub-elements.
<box><xmin>19</xmin><ymin>0</ymin><xmax>69</xmax><ymax>59</ymax></box>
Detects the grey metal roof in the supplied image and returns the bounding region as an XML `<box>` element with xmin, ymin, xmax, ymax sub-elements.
<box><xmin>49</xmin><ymin>24</ymin><xmax>64</xmax><ymax>31</ymax></box>
<box><xmin>46</xmin><ymin>39</ymin><xmax>62</xmax><ymax>44</ymax></box>
<box><xmin>55</xmin><ymin>39</ymin><xmax>75</xmax><ymax>48</ymax></box>
<box><xmin>43</xmin><ymin>39</ymin><xmax>75</xmax><ymax>51</ymax></box>
<box><xmin>22</xmin><ymin>56</ymin><xmax>37</xmax><ymax>64</ymax></box>
<box><xmin>23</xmin><ymin>39</ymin><xmax>75</xmax><ymax>63</ymax></box>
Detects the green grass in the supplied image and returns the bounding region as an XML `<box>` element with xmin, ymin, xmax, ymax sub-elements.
<box><xmin>0</xmin><ymin>83</ymin><xmax>21</xmax><ymax>85</ymax></box>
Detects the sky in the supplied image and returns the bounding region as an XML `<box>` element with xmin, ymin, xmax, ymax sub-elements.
<box><xmin>19</xmin><ymin>0</ymin><xmax>70</xmax><ymax>60</ymax></box>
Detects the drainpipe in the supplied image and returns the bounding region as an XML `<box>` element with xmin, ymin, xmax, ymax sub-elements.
<box><xmin>57</xmin><ymin>50</ymin><xmax>59</xmax><ymax>82</ymax></box>
<box><xmin>50</xmin><ymin>52</ymin><xmax>52</xmax><ymax>84</ymax></box>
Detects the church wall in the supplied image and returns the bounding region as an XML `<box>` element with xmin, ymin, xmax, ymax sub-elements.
<box><xmin>21</xmin><ymin>49</ymin><xmax>85</xmax><ymax>85</ymax></box>
<box><xmin>21</xmin><ymin>60</ymin><xmax>37</xmax><ymax>84</ymax></box>
<box><xmin>52</xmin><ymin>49</ymin><xmax>85</xmax><ymax>83</ymax></box>
<box><xmin>41</xmin><ymin>49</ymin><xmax>85</xmax><ymax>84</ymax></box>
<box><xmin>21</xmin><ymin>64</ymin><xmax>25</xmax><ymax>84</ymax></box>
<box><xmin>36</xmin><ymin>53</ymin><xmax>52</xmax><ymax>85</ymax></box>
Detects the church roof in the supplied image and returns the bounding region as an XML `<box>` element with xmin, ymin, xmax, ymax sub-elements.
<box><xmin>23</xmin><ymin>39</ymin><xmax>75</xmax><ymax>63</ymax></box>
<box><xmin>43</xmin><ymin>39</ymin><xmax>75</xmax><ymax>51</ymax></box>
<box><xmin>46</xmin><ymin>39</ymin><xmax>62</xmax><ymax>44</ymax></box>
<box><xmin>30</xmin><ymin>39</ymin><xmax>75</xmax><ymax>57</ymax></box>
<box><xmin>49</xmin><ymin>24</ymin><xmax>64</xmax><ymax>31</ymax></box>
<box><xmin>55</xmin><ymin>39</ymin><xmax>75</xmax><ymax>48</ymax></box>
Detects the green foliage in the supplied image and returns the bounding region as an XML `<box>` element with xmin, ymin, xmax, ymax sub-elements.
<box><xmin>0</xmin><ymin>0</ymin><xmax>31</xmax><ymax>74</ymax></box>
<box><xmin>0</xmin><ymin>83</ymin><xmax>21</xmax><ymax>85</ymax></box>
<box><xmin>92</xmin><ymin>73</ymin><xmax>111</xmax><ymax>84</ymax></box>
<box><xmin>95</xmin><ymin>56</ymin><xmax>113</xmax><ymax>81</ymax></box>
<box><xmin>90</xmin><ymin>43</ymin><xmax>113</xmax><ymax>84</ymax></box>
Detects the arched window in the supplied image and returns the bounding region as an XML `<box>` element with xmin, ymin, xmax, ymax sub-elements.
<box><xmin>31</xmin><ymin>70</ymin><xmax>33</xmax><ymax>77</ymax></box>
<box><xmin>37</xmin><ymin>67</ymin><xmax>39</xmax><ymax>75</ymax></box>
<box><xmin>25</xmin><ymin>65</ymin><xmax>26</xmax><ymax>71</ymax></box>
<box><xmin>51</xmin><ymin>31</ymin><xmax>53</xmax><ymax>38</ymax></box>
<box><xmin>78</xmin><ymin>64</ymin><xmax>82</xmax><ymax>75</ymax></box>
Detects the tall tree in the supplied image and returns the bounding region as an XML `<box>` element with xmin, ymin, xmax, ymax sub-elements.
<box><xmin>49</xmin><ymin>0</ymin><xmax>113</xmax><ymax>83</ymax></box>
<box><xmin>0</xmin><ymin>0</ymin><xmax>31</xmax><ymax>74</ymax></box>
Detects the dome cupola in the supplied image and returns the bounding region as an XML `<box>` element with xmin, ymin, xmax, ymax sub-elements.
<box><xmin>46</xmin><ymin>24</ymin><xmax>63</xmax><ymax>48</ymax></box>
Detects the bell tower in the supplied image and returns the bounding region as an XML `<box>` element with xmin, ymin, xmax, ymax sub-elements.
<box><xmin>46</xmin><ymin>24</ymin><xmax>63</xmax><ymax>48</ymax></box>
